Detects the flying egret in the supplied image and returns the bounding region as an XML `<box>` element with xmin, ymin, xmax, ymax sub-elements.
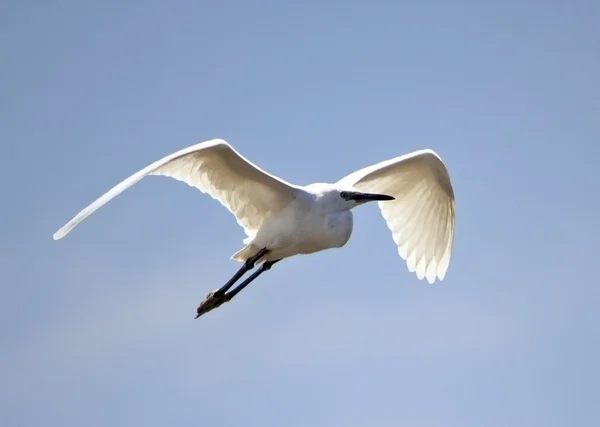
<box><xmin>53</xmin><ymin>139</ymin><xmax>455</xmax><ymax>318</ymax></box>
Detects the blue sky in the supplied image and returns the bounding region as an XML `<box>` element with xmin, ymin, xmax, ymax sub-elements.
<box><xmin>2</xmin><ymin>0</ymin><xmax>599</xmax><ymax>426</ymax></box>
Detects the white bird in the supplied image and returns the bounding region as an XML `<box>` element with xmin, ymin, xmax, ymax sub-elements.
<box><xmin>53</xmin><ymin>138</ymin><xmax>455</xmax><ymax>318</ymax></box>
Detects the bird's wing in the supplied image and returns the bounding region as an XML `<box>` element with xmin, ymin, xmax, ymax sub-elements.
<box><xmin>53</xmin><ymin>139</ymin><xmax>299</xmax><ymax>240</ymax></box>
<box><xmin>337</xmin><ymin>149</ymin><xmax>455</xmax><ymax>283</ymax></box>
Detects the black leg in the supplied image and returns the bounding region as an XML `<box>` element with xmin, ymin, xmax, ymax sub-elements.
<box><xmin>223</xmin><ymin>259</ymin><xmax>281</xmax><ymax>301</ymax></box>
<box><xmin>213</xmin><ymin>248</ymin><xmax>269</xmax><ymax>296</ymax></box>
<box><xmin>195</xmin><ymin>248</ymin><xmax>271</xmax><ymax>319</ymax></box>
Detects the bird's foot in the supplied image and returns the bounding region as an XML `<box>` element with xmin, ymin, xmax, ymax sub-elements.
<box><xmin>195</xmin><ymin>290</ymin><xmax>230</xmax><ymax>318</ymax></box>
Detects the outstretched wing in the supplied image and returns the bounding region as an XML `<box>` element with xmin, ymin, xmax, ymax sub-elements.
<box><xmin>53</xmin><ymin>139</ymin><xmax>300</xmax><ymax>240</ymax></box>
<box><xmin>338</xmin><ymin>149</ymin><xmax>455</xmax><ymax>283</ymax></box>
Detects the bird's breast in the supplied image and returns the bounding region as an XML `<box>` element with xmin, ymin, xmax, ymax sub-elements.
<box><xmin>254</xmin><ymin>204</ymin><xmax>354</xmax><ymax>258</ymax></box>
<box><xmin>288</xmin><ymin>209</ymin><xmax>353</xmax><ymax>253</ymax></box>
<box><xmin>322</xmin><ymin>210</ymin><xmax>354</xmax><ymax>248</ymax></box>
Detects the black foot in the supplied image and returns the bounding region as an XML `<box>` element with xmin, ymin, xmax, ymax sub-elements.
<box><xmin>195</xmin><ymin>290</ymin><xmax>231</xmax><ymax>318</ymax></box>
<box><xmin>194</xmin><ymin>250</ymin><xmax>279</xmax><ymax>320</ymax></box>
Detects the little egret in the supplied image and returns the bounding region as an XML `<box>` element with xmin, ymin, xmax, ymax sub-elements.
<box><xmin>53</xmin><ymin>139</ymin><xmax>455</xmax><ymax>318</ymax></box>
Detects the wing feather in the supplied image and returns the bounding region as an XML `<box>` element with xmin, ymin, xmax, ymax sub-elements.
<box><xmin>338</xmin><ymin>149</ymin><xmax>455</xmax><ymax>283</ymax></box>
<box><xmin>53</xmin><ymin>139</ymin><xmax>299</xmax><ymax>240</ymax></box>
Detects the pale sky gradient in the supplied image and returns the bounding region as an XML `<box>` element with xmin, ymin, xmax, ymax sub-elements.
<box><xmin>2</xmin><ymin>1</ymin><xmax>599</xmax><ymax>426</ymax></box>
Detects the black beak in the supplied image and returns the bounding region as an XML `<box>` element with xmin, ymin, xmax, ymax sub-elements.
<box><xmin>350</xmin><ymin>192</ymin><xmax>395</xmax><ymax>202</ymax></box>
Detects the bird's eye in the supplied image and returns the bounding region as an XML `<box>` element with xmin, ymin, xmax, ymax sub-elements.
<box><xmin>340</xmin><ymin>191</ymin><xmax>348</xmax><ymax>199</ymax></box>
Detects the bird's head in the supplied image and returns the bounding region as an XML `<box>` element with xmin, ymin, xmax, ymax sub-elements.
<box><xmin>309</xmin><ymin>184</ymin><xmax>394</xmax><ymax>211</ymax></box>
<box><xmin>338</xmin><ymin>189</ymin><xmax>395</xmax><ymax>208</ymax></box>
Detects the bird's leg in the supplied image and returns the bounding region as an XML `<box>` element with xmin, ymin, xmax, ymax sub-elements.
<box><xmin>217</xmin><ymin>248</ymin><xmax>269</xmax><ymax>295</ymax></box>
<box><xmin>223</xmin><ymin>259</ymin><xmax>281</xmax><ymax>301</ymax></box>
<box><xmin>195</xmin><ymin>248</ymin><xmax>270</xmax><ymax>318</ymax></box>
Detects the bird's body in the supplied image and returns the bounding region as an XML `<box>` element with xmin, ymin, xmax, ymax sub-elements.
<box><xmin>234</xmin><ymin>184</ymin><xmax>354</xmax><ymax>262</ymax></box>
<box><xmin>53</xmin><ymin>139</ymin><xmax>456</xmax><ymax>318</ymax></box>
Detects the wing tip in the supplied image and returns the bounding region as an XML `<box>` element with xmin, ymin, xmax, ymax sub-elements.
<box><xmin>413</xmin><ymin>258</ymin><xmax>451</xmax><ymax>284</ymax></box>
<box><xmin>52</xmin><ymin>226</ymin><xmax>69</xmax><ymax>240</ymax></box>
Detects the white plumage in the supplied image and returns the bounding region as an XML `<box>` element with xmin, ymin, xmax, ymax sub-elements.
<box><xmin>54</xmin><ymin>138</ymin><xmax>455</xmax><ymax>284</ymax></box>
<box><xmin>337</xmin><ymin>149</ymin><xmax>455</xmax><ymax>283</ymax></box>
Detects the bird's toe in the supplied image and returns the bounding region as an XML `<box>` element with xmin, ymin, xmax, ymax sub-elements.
<box><xmin>195</xmin><ymin>289</ymin><xmax>230</xmax><ymax>318</ymax></box>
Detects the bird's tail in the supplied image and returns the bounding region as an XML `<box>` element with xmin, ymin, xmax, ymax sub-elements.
<box><xmin>230</xmin><ymin>244</ymin><xmax>260</xmax><ymax>263</ymax></box>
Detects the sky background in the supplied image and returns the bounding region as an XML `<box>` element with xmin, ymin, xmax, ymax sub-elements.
<box><xmin>2</xmin><ymin>1</ymin><xmax>599</xmax><ymax>426</ymax></box>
